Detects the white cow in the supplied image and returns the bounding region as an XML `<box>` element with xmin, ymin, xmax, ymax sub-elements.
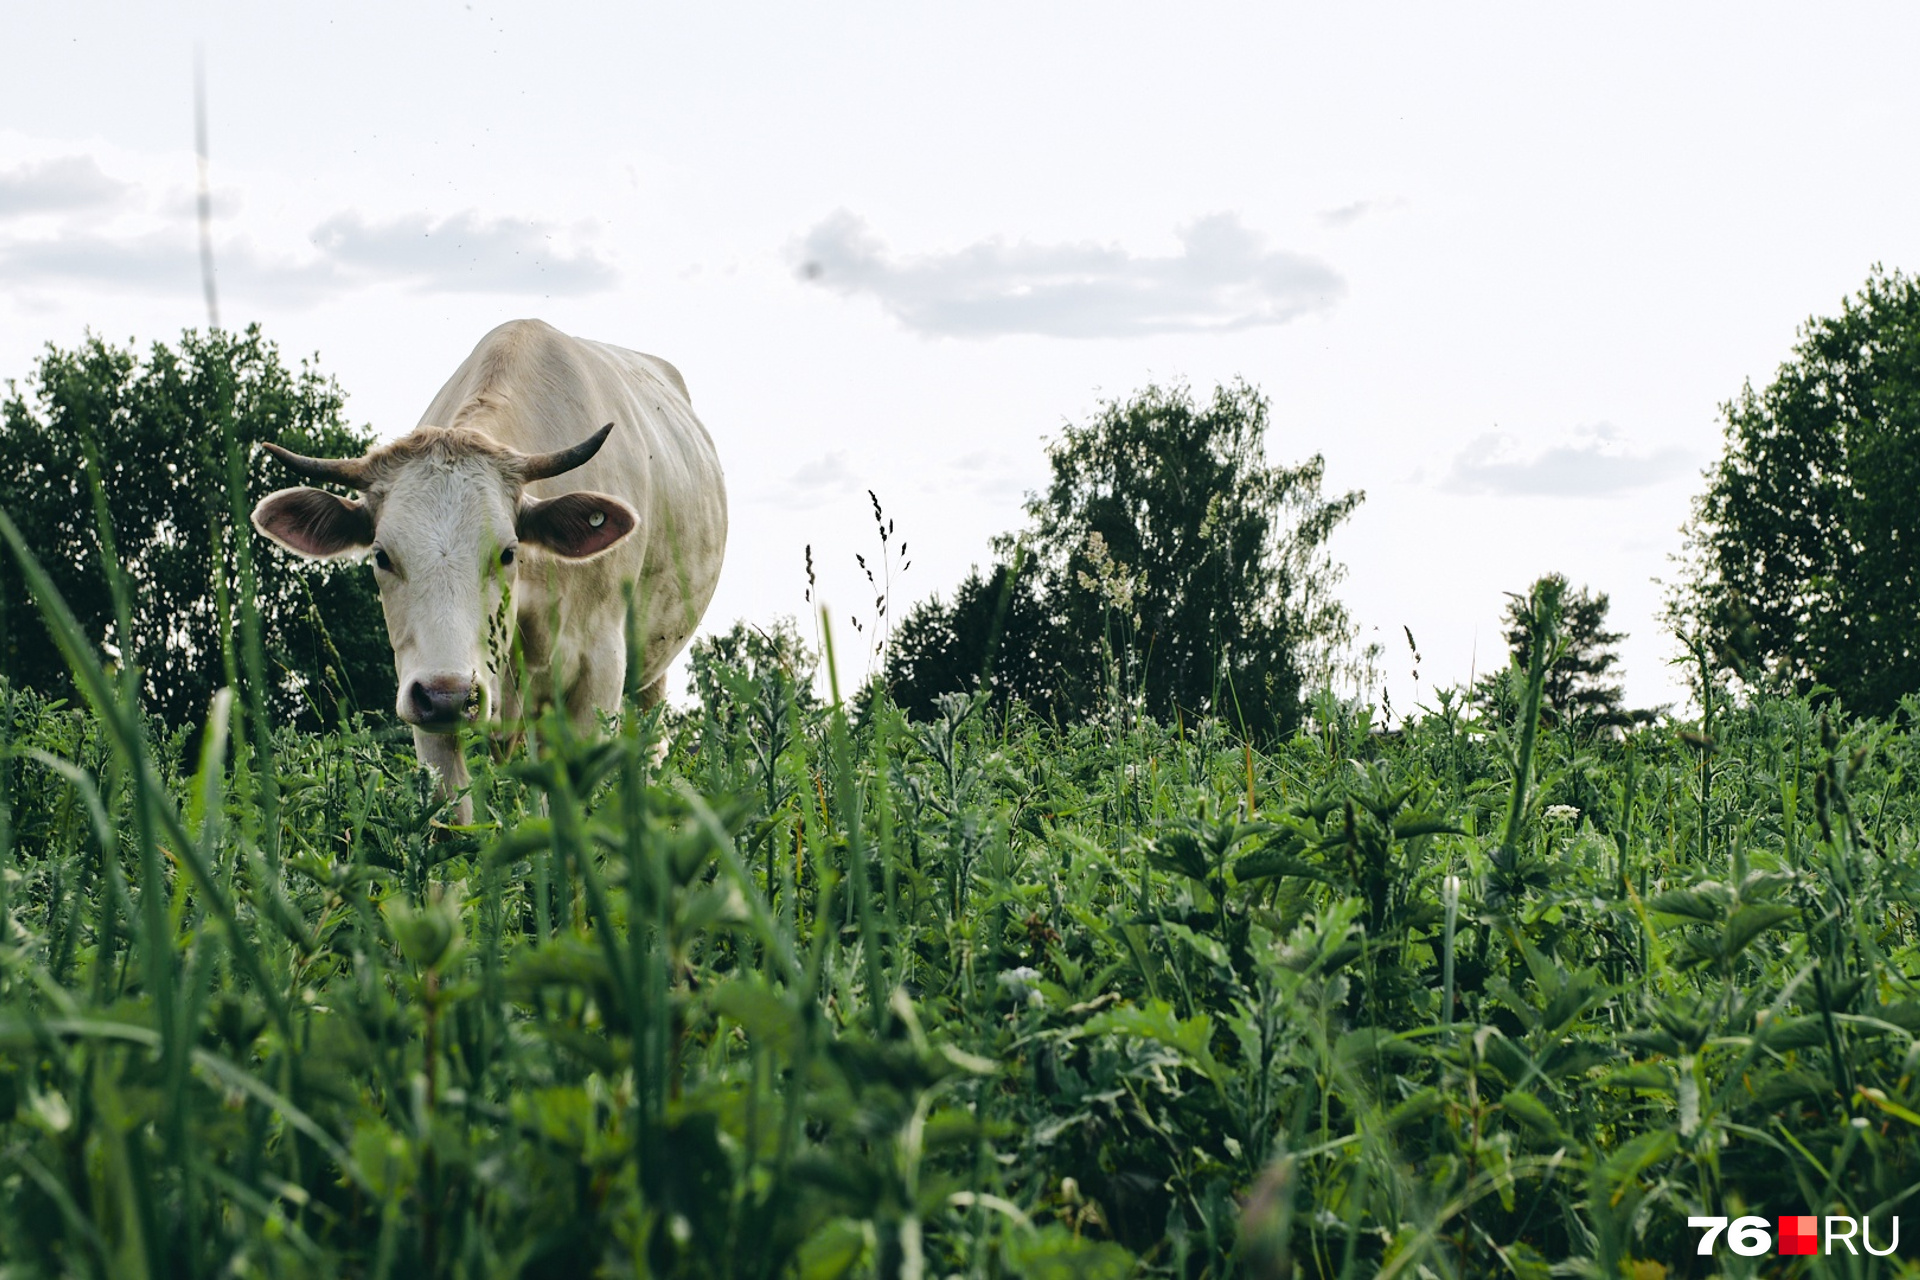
<box><xmin>251</xmin><ymin>319</ymin><xmax>727</xmax><ymax>819</ymax></box>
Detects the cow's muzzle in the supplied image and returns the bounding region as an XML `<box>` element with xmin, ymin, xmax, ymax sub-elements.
<box><xmin>403</xmin><ymin>674</ymin><xmax>480</xmax><ymax>732</ymax></box>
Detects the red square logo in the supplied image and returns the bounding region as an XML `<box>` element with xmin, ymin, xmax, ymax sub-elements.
<box><xmin>1778</xmin><ymin>1215</ymin><xmax>1818</xmax><ymax>1256</ymax></box>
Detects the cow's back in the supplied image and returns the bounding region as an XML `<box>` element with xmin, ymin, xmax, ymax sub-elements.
<box><xmin>417</xmin><ymin>319</ymin><xmax>728</xmax><ymax>698</ymax></box>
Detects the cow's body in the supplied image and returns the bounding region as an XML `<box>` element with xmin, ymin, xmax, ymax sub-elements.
<box><xmin>252</xmin><ymin>319</ymin><xmax>727</xmax><ymax>819</ymax></box>
<box><xmin>418</xmin><ymin>319</ymin><xmax>727</xmax><ymax>718</ymax></box>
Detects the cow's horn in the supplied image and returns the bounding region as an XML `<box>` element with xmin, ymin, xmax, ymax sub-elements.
<box><xmin>260</xmin><ymin>442</ymin><xmax>373</xmax><ymax>489</ymax></box>
<box><xmin>520</xmin><ymin>423</ymin><xmax>614</xmax><ymax>482</ymax></box>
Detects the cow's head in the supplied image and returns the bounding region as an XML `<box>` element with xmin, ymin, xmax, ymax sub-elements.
<box><xmin>250</xmin><ymin>423</ymin><xmax>638</xmax><ymax>732</ymax></box>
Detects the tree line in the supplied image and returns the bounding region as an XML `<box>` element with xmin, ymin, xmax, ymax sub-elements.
<box><xmin>5</xmin><ymin>266</ymin><xmax>1920</xmax><ymax>733</ymax></box>
<box><xmin>886</xmin><ymin>266</ymin><xmax>1920</xmax><ymax>729</ymax></box>
<box><xmin>0</xmin><ymin>327</ymin><xmax>392</xmax><ymax>730</ymax></box>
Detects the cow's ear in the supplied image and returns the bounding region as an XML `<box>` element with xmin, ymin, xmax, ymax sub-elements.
<box><xmin>518</xmin><ymin>492</ymin><xmax>637</xmax><ymax>560</ymax></box>
<box><xmin>252</xmin><ymin>487</ymin><xmax>374</xmax><ymax>559</ymax></box>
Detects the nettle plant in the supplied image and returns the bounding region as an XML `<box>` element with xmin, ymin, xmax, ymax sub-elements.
<box><xmin>4</xmin><ymin>487</ymin><xmax>1920</xmax><ymax>1276</ymax></box>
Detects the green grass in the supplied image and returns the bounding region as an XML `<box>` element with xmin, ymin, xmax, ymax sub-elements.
<box><xmin>4</xmin><ymin>525</ymin><xmax>1920</xmax><ymax>1278</ymax></box>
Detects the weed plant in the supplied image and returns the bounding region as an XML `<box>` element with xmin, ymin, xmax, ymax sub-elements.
<box><xmin>3</xmin><ymin>524</ymin><xmax>1920</xmax><ymax>1278</ymax></box>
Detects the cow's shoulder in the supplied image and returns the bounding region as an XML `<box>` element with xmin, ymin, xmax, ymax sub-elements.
<box><xmin>583</xmin><ymin>340</ymin><xmax>692</xmax><ymax>407</ymax></box>
<box><xmin>642</xmin><ymin>355</ymin><xmax>691</xmax><ymax>404</ymax></box>
<box><xmin>466</xmin><ymin>322</ymin><xmax>689</xmax><ymax>404</ymax></box>
<box><xmin>479</xmin><ymin>317</ymin><xmax>567</xmax><ymax>349</ymax></box>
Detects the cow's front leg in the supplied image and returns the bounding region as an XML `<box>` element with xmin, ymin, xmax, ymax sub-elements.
<box><xmin>489</xmin><ymin>664</ymin><xmax>528</xmax><ymax>763</ymax></box>
<box><xmin>413</xmin><ymin>728</ymin><xmax>474</xmax><ymax>824</ymax></box>
<box><xmin>562</xmin><ymin>649</ymin><xmax>630</xmax><ymax>739</ymax></box>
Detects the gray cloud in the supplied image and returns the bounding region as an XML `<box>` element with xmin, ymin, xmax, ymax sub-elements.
<box><xmin>767</xmin><ymin>450</ymin><xmax>859</xmax><ymax>510</ymax></box>
<box><xmin>940</xmin><ymin>449</ymin><xmax>1030</xmax><ymax>500</ymax></box>
<box><xmin>1318</xmin><ymin>197</ymin><xmax>1406</xmax><ymax>229</ymax></box>
<box><xmin>1442</xmin><ymin>424</ymin><xmax>1691</xmax><ymax>498</ymax></box>
<box><xmin>951</xmin><ymin>450</ymin><xmax>1004</xmax><ymax>473</ymax></box>
<box><xmin>793</xmin><ymin>210</ymin><xmax>1343</xmax><ymax>338</ymax></box>
<box><xmin>0</xmin><ymin>229</ymin><xmax>198</xmax><ymax>291</ymax></box>
<box><xmin>309</xmin><ymin>211</ymin><xmax>616</xmax><ymax>295</ymax></box>
<box><xmin>0</xmin><ymin>228</ymin><xmax>339</xmax><ymax>302</ymax></box>
<box><xmin>0</xmin><ymin>156</ymin><xmax>130</xmax><ymax>217</ymax></box>
<box><xmin>0</xmin><ymin>206</ymin><xmax>615</xmax><ymax>305</ymax></box>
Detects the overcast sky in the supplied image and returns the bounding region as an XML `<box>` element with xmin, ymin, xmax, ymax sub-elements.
<box><xmin>6</xmin><ymin>3</ymin><xmax>1918</xmax><ymax>713</ymax></box>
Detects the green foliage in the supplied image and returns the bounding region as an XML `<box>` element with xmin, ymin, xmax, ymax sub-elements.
<box><xmin>686</xmin><ymin>615</ymin><xmax>821</xmax><ymax>714</ymax></box>
<box><xmin>886</xmin><ymin>557</ymin><xmax>1058</xmax><ymax>723</ymax></box>
<box><xmin>8</xmin><ymin>461</ymin><xmax>1920</xmax><ymax>1276</ymax></box>
<box><xmin>1498</xmin><ymin>573</ymin><xmax>1636</xmax><ymax>732</ymax></box>
<box><xmin>888</xmin><ymin>381</ymin><xmax>1364</xmax><ymax>739</ymax></box>
<box><xmin>0</xmin><ymin>326</ymin><xmax>392</xmax><ymax>730</ymax></box>
<box><xmin>1027</xmin><ymin>381</ymin><xmax>1363</xmax><ymax>737</ymax></box>
<box><xmin>1680</xmin><ymin>265</ymin><xmax>1920</xmax><ymax>715</ymax></box>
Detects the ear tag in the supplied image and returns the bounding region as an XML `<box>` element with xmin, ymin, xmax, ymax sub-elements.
<box><xmin>588</xmin><ymin>511</ymin><xmax>606</xmax><ymax>527</ymax></box>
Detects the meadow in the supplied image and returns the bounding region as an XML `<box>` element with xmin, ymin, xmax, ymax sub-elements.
<box><xmin>3</xmin><ymin>521</ymin><xmax>1920</xmax><ymax>1279</ymax></box>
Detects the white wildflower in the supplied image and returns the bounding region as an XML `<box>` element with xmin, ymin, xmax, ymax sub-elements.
<box><xmin>1076</xmin><ymin>530</ymin><xmax>1140</xmax><ymax>615</ymax></box>
<box><xmin>998</xmin><ymin>966</ymin><xmax>1044</xmax><ymax>1006</ymax></box>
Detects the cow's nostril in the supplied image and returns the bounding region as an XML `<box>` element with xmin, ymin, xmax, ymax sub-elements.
<box><xmin>409</xmin><ymin>680</ymin><xmax>438</xmax><ymax>720</ymax></box>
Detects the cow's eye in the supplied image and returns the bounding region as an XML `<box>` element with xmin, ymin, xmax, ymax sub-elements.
<box><xmin>500</xmin><ymin>546</ymin><xmax>516</xmax><ymax>567</ymax></box>
<box><xmin>373</xmin><ymin>548</ymin><xmax>393</xmax><ymax>573</ymax></box>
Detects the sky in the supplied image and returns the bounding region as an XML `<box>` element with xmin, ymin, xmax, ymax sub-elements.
<box><xmin>4</xmin><ymin>3</ymin><xmax>1918</xmax><ymax>714</ymax></box>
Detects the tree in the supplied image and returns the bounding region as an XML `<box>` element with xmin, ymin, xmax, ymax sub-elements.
<box><xmin>886</xmin><ymin>555</ymin><xmax>1062</xmax><ymax>722</ymax></box>
<box><xmin>1677</xmin><ymin>266</ymin><xmax>1920</xmax><ymax>716</ymax></box>
<box><xmin>887</xmin><ymin>380</ymin><xmax>1364</xmax><ymax>738</ymax></box>
<box><xmin>1499</xmin><ymin>573</ymin><xmax>1631</xmax><ymax>730</ymax></box>
<box><xmin>685</xmin><ymin>615</ymin><xmax>820</xmax><ymax>715</ymax></box>
<box><xmin>0</xmin><ymin>326</ymin><xmax>392</xmax><ymax>729</ymax></box>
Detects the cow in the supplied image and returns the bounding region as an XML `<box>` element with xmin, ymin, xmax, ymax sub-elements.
<box><xmin>251</xmin><ymin>319</ymin><xmax>727</xmax><ymax>821</ymax></box>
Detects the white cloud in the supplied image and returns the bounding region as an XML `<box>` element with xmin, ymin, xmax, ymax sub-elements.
<box><xmin>1441</xmin><ymin>423</ymin><xmax>1691</xmax><ymax>498</ymax></box>
<box><xmin>308</xmin><ymin>210</ymin><xmax>616</xmax><ymax>295</ymax></box>
<box><xmin>0</xmin><ymin>156</ymin><xmax>129</xmax><ymax>216</ymax></box>
<box><xmin>792</xmin><ymin>210</ymin><xmax>1343</xmax><ymax>339</ymax></box>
